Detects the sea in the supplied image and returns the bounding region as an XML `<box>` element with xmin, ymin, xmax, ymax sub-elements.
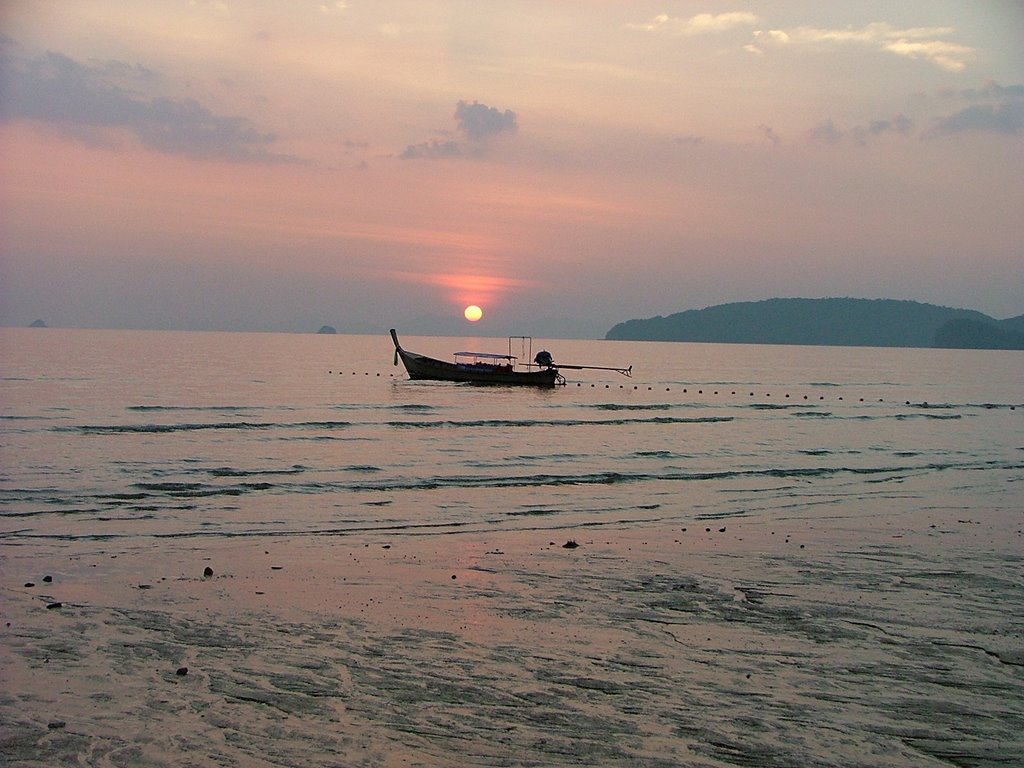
<box><xmin>1</xmin><ymin>327</ymin><xmax>1022</xmax><ymax>767</ymax></box>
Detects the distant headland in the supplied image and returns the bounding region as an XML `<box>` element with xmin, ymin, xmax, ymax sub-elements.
<box><xmin>606</xmin><ymin>298</ymin><xmax>1024</xmax><ymax>350</ymax></box>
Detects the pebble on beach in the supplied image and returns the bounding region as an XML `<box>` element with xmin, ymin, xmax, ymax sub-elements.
<box><xmin>562</xmin><ymin>539</ymin><xmax>579</xmax><ymax>549</ymax></box>
<box><xmin>203</xmin><ymin>566</ymin><xmax>214</xmax><ymax>578</ymax></box>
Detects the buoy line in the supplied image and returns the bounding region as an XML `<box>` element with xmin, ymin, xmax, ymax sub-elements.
<box><xmin>326</xmin><ymin>371</ymin><xmax>1019</xmax><ymax>409</ymax></box>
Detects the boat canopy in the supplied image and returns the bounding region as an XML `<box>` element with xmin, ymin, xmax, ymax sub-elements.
<box><xmin>454</xmin><ymin>351</ymin><xmax>516</xmax><ymax>361</ymax></box>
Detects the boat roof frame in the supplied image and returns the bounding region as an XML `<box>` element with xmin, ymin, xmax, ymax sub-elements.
<box><xmin>454</xmin><ymin>351</ymin><xmax>516</xmax><ymax>361</ymax></box>
<box><xmin>454</xmin><ymin>336</ymin><xmax>535</xmax><ymax>363</ymax></box>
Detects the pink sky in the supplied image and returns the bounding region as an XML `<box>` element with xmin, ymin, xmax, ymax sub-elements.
<box><xmin>1</xmin><ymin>1</ymin><xmax>1022</xmax><ymax>336</ymax></box>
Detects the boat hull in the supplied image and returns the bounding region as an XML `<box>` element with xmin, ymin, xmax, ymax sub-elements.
<box><xmin>391</xmin><ymin>330</ymin><xmax>560</xmax><ymax>387</ymax></box>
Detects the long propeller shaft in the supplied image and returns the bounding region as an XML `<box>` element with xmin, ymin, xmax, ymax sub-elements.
<box><xmin>555</xmin><ymin>363</ymin><xmax>632</xmax><ymax>377</ymax></box>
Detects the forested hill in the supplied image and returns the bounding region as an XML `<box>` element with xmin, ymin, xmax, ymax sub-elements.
<box><xmin>605</xmin><ymin>298</ymin><xmax>1024</xmax><ymax>350</ymax></box>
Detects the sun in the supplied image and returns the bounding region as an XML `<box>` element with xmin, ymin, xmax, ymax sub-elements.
<box><xmin>463</xmin><ymin>305</ymin><xmax>483</xmax><ymax>322</ymax></box>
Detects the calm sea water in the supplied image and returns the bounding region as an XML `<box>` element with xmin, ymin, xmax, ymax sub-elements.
<box><xmin>2</xmin><ymin>328</ymin><xmax>1021</xmax><ymax>543</ymax></box>
<box><xmin>2</xmin><ymin>327</ymin><xmax>1022</xmax><ymax>767</ymax></box>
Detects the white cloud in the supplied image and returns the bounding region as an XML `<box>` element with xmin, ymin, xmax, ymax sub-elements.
<box><xmin>758</xmin><ymin>29</ymin><xmax>790</xmax><ymax>45</ymax></box>
<box><xmin>753</xmin><ymin>22</ymin><xmax>972</xmax><ymax>72</ymax></box>
<box><xmin>883</xmin><ymin>39</ymin><xmax>972</xmax><ymax>73</ymax></box>
<box><xmin>687</xmin><ymin>12</ymin><xmax>760</xmax><ymax>34</ymax></box>
<box><xmin>628</xmin><ymin>12</ymin><xmax>759</xmax><ymax>36</ymax></box>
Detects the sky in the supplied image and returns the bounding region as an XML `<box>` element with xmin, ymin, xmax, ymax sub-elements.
<box><xmin>1</xmin><ymin>1</ymin><xmax>1022</xmax><ymax>337</ymax></box>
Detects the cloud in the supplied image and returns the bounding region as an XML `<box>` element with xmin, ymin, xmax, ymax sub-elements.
<box><xmin>753</xmin><ymin>22</ymin><xmax>972</xmax><ymax>72</ymax></box>
<box><xmin>864</xmin><ymin>115</ymin><xmax>914</xmax><ymax>135</ymax></box>
<box><xmin>805</xmin><ymin>82</ymin><xmax>1023</xmax><ymax>145</ymax></box>
<box><xmin>883</xmin><ymin>38</ymin><xmax>972</xmax><ymax>73</ymax></box>
<box><xmin>808</xmin><ymin>119</ymin><xmax>843</xmax><ymax>145</ymax></box>
<box><xmin>628</xmin><ymin>12</ymin><xmax>759</xmax><ymax>36</ymax></box>
<box><xmin>809</xmin><ymin>114</ymin><xmax>914</xmax><ymax>146</ymax></box>
<box><xmin>930</xmin><ymin>101</ymin><xmax>1024</xmax><ymax>136</ymax></box>
<box><xmin>951</xmin><ymin>82</ymin><xmax>1024</xmax><ymax>102</ymax></box>
<box><xmin>673</xmin><ymin>134</ymin><xmax>704</xmax><ymax>146</ymax></box>
<box><xmin>929</xmin><ymin>81</ymin><xmax>1024</xmax><ymax>136</ymax></box>
<box><xmin>0</xmin><ymin>48</ymin><xmax>300</xmax><ymax>163</ymax></box>
<box><xmin>399</xmin><ymin>139</ymin><xmax>461</xmax><ymax>160</ymax></box>
<box><xmin>629</xmin><ymin>15</ymin><xmax>970</xmax><ymax>71</ymax></box>
<box><xmin>401</xmin><ymin>100</ymin><xmax>517</xmax><ymax>160</ymax></box>
<box><xmin>454</xmin><ymin>100</ymin><xmax>517</xmax><ymax>141</ymax></box>
<box><xmin>758</xmin><ymin>124</ymin><xmax>780</xmax><ymax>147</ymax></box>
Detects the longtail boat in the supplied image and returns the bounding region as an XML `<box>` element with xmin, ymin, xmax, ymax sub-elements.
<box><xmin>389</xmin><ymin>329</ymin><xmax>631</xmax><ymax>386</ymax></box>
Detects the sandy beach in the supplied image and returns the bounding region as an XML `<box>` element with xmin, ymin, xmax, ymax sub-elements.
<box><xmin>4</xmin><ymin>500</ymin><xmax>1022</xmax><ymax>767</ymax></box>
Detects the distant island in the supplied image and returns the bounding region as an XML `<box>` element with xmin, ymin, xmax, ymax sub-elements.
<box><xmin>317</xmin><ymin>325</ymin><xmax>337</xmax><ymax>334</ymax></box>
<box><xmin>606</xmin><ymin>298</ymin><xmax>1024</xmax><ymax>350</ymax></box>
<box><xmin>29</xmin><ymin>319</ymin><xmax>47</xmax><ymax>328</ymax></box>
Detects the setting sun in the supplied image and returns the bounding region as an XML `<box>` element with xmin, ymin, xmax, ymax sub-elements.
<box><xmin>463</xmin><ymin>305</ymin><xmax>483</xmax><ymax>322</ymax></box>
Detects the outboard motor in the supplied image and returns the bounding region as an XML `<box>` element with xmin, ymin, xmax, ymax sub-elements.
<box><xmin>534</xmin><ymin>350</ymin><xmax>554</xmax><ymax>368</ymax></box>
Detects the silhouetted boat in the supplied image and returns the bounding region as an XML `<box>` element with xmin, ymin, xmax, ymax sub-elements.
<box><xmin>390</xmin><ymin>329</ymin><xmax>562</xmax><ymax>386</ymax></box>
<box><xmin>389</xmin><ymin>329</ymin><xmax>632</xmax><ymax>386</ymax></box>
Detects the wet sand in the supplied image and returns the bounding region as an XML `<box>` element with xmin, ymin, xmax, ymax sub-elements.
<box><xmin>3</xmin><ymin>505</ymin><xmax>1023</xmax><ymax>767</ymax></box>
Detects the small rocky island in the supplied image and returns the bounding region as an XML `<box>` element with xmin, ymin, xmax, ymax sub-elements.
<box><xmin>317</xmin><ymin>325</ymin><xmax>337</xmax><ymax>334</ymax></box>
